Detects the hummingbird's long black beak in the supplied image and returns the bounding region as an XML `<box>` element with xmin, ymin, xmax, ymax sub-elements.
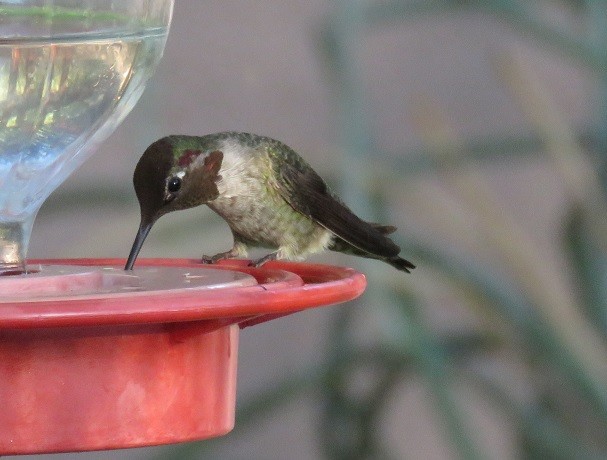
<box><xmin>125</xmin><ymin>221</ymin><xmax>154</xmax><ymax>270</ymax></box>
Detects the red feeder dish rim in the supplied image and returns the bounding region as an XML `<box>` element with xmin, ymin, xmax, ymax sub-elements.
<box><xmin>0</xmin><ymin>258</ymin><xmax>366</xmax><ymax>330</ymax></box>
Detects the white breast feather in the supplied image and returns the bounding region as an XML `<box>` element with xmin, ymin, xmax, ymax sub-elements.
<box><xmin>215</xmin><ymin>140</ymin><xmax>265</xmax><ymax>198</ymax></box>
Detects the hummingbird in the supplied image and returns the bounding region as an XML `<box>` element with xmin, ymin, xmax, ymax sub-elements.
<box><xmin>124</xmin><ymin>132</ymin><xmax>415</xmax><ymax>273</ymax></box>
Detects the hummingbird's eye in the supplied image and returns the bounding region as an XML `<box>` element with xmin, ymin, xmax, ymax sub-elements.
<box><xmin>167</xmin><ymin>177</ymin><xmax>182</xmax><ymax>193</ymax></box>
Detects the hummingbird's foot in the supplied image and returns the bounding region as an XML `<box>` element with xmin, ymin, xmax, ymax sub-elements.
<box><xmin>249</xmin><ymin>252</ymin><xmax>279</xmax><ymax>267</ymax></box>
<box><xmin>201</xmin><ymin>243</ymin><xmax>248</xmax><ymax>264</ymax></box>
<box><xmin>201</xmin><ymin>251</ymin><xmax>236</xmax><ymax>264</ymax></box>
<box><xmin>201</xmin><ymin>254</ymin><xmax>223</xmax><ymax>264</ymax></box>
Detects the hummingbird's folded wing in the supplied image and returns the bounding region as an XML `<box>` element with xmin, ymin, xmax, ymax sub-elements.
<box><xmin>277</xmin><ymin>162</ymin><xmax>401</xmax><ymax>258</ymax></box>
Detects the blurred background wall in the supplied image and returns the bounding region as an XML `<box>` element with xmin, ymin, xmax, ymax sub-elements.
<box><xmin>14</xmin><ymin>0</ymin><xmax>607</xmax><ymax>459</ymax></box>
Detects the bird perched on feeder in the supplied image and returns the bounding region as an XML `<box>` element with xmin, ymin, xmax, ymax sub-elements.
<box><xmin>124</xmin><ymin>132</ymin><xmax>414</xmax><ymax>273</ymax></box>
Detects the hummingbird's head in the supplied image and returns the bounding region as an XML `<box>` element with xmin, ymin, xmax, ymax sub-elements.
<box><xmin>125</xmin><ymin>136</ymin><xmax>224</xmax><ymax>270</ymax></box>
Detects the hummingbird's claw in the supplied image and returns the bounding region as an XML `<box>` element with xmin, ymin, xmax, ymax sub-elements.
<box><xmin>248</xmin><ymin>252</ymin><xmax>279</xmax><ymax>267</ymax></box>
<box><xmin>201</xmin><ymin>252</ymin><xmax>230</xmax><ymax>264</ymax></box>
<box><xmin>202</xmin><ymin>244</ymin><xmax>249</xmax><ymax>265</ymax></box>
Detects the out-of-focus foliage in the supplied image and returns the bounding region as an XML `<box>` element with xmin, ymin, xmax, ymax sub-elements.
<box><xmin>320</xmin><ymin>2</ymin><xmax>607</xmax><ymax>458</ymax></box>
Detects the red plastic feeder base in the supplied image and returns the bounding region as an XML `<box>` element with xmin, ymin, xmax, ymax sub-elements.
<box><xmin>0</xmin><ymin>258</ymin><xmax>365</xmax><ymax>455</ymax></box>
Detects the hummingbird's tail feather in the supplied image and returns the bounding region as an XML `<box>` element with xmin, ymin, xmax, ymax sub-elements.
<box><xmin>368</xmin><ymin>224</ymin><xmax>415</xmax><ymax>271</ymax></box>
<box><xmin>386</xmin><ymin>255</ymin><xmax>416</xmax><ymax>273</ymax></box>
<box><xmin>328</xmin><ymin>234</ymin><xmax>415</xmax><ymax>273</ymax></box>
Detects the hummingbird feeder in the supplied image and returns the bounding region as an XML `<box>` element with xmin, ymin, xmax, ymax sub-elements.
<box><xmin>0</xmin><ymin>1</ymin><xmax>367</xmax><ymax>455</ymax></box>
<box><xmin>0</xmin><ymin>258</ymin><xmax>365</xmax><ymax>454</ymax></box>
